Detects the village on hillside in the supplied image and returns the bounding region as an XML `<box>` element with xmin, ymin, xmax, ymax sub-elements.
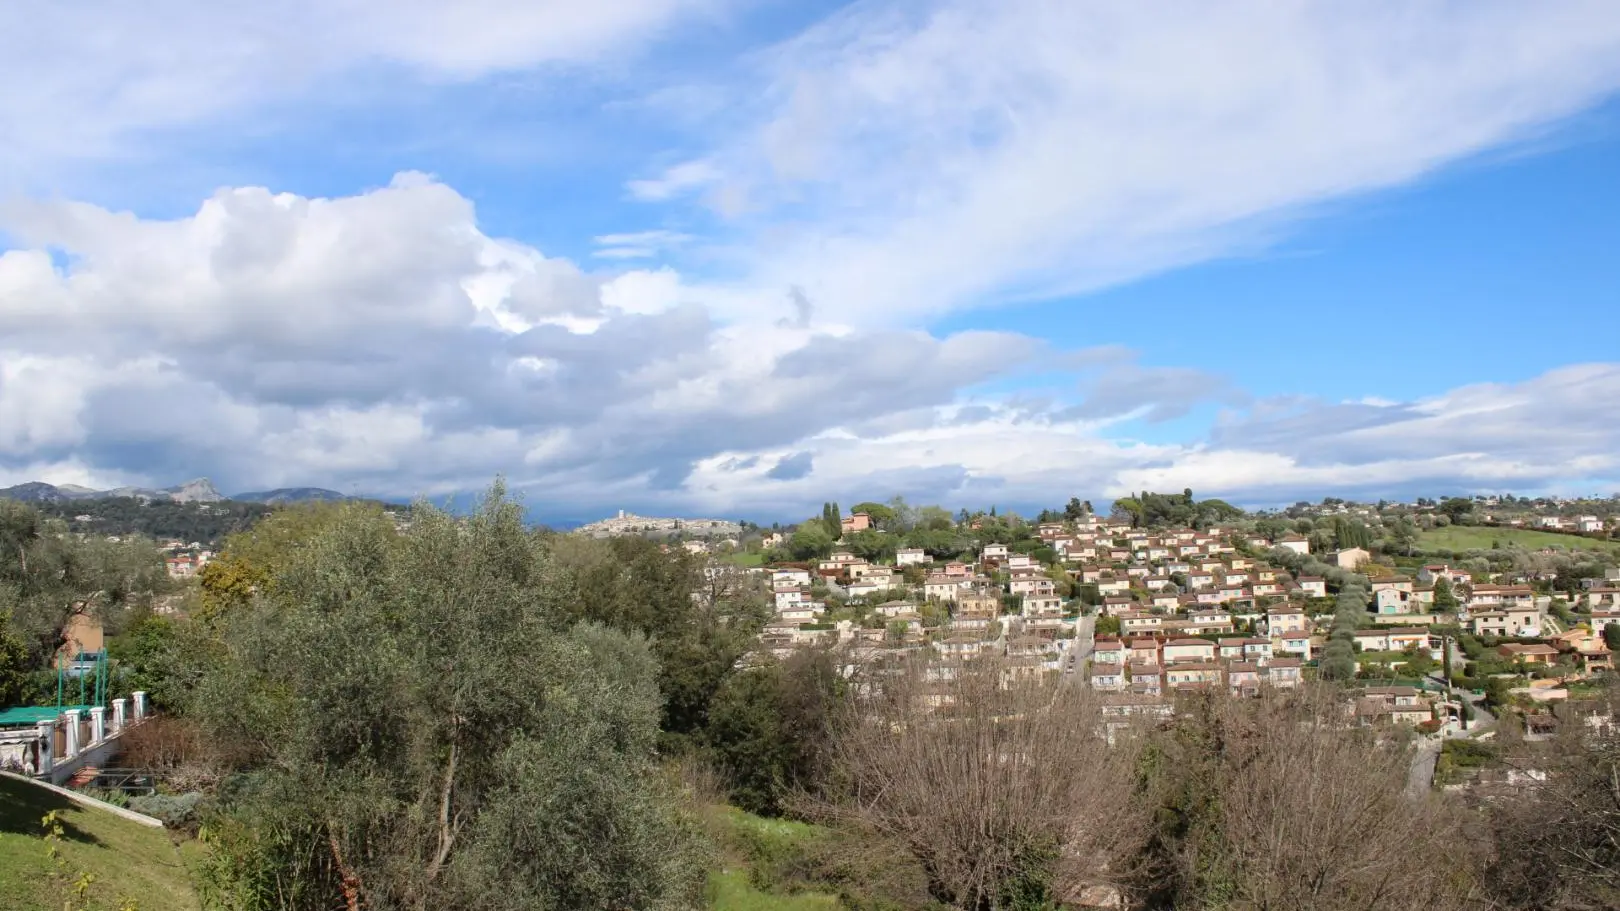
<box><xmin>606</xmin><ymin>492</ymin><xmax>1620</xmax><ymax>781</ymax></box>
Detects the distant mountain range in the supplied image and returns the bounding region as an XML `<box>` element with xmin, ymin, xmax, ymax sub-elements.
<box><xmin>0</xmin><ymin>478</ymin><xmax>352</xmax><ymax>505</ymax></box>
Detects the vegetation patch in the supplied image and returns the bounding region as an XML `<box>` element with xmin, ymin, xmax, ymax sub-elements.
<box><xmin>0</xmin><ymin>775</ymin><xmax>203</xmax><ymax>911</ymax></box>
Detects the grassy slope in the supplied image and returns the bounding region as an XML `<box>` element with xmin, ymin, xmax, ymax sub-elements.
<box><xmin>1418</xmin><ymin>526</ymin><xmax>1619</xmax><ymax>556</ymax></box>
<box><xmin>0</xmin><ymin>776</ymin><xmax>202</xmax><ymax>911</ymax></box>
<box><xmin>705</xmin><ymin>806</ymin><xmax>841</xmax><ymax>911</ymax></box>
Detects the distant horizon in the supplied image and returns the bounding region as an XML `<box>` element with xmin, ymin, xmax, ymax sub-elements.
<box><xmin>9</xmin><ymin>476</ymin><xmax>1619</xmax><ymax>533</ymax></box>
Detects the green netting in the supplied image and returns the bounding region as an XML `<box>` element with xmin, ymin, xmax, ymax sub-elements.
<box><xmin>0</xmin><ymin>705</ymin><xmax>96</xmax><ymax>726</ymax></box>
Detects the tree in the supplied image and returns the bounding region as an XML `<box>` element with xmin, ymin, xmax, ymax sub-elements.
<box><xmin>822</xmin><ymin>502</ymin><xmax>843</xmax><ymax>538</ymax></box>
<box><xmin>1484</xmin><ymin>678</ymin><xmax>1620</xmax><ymax>909</ymax></box>
<box><xmin>705</xmin><ymin>647</ymin><xmax>845</xmax><ymax>817</ymax></box>
<box><xmin>1438</xmin><ymin>497</ymin><xmax>1475</xmax><ymax>525</ymax></box>
<box><xmin>1604</xmin><ymin>622</ymin><xmax>1620</xmax><ymax>652</ymax></box>
<box><xmin>1137</xmin><ymin>687</ymin><xmax>1479</xmax><ymax>911</ymax></box>
<box><xmin>1386</xmin><ymin>517</ymin><xmax>1420</xmax><ymax>556</ymax></box>
<box><xmin>850</xmin><ymin>502</ymin><xmax>896</xmax><ymax>528</ymax></box>
<box><xmin>0</xmin><ymin>609</ymin><xmax>27</xmax><ymax>706</ymax></box>
<box><xmin>1319</xmin><ymin>637</ymin><xmax>1357</xmax><ymax>681</ymax></box>
<box><xmin>189</xmin><ymin>487</ymin><xmax>705</xmax><ymax>911</ymax></box>
<box><xmin>789</xmin><ymin>522</ymin><xmax>836</xmax><ymax>561</ymax></box>
<box><xmin>1063</xmin><ymin>497</ymin><xmax>1088</xmax><ymax>521</ymax></box>
<box><xmin>1433</xmin><ymin>576</ymin><xmax>1459</xmax><ymax>612</ymax></box>
<box><xmin>812</xmin><ymin>660</ymin><xmax>1146</xmax><ymax>908</ymax></box>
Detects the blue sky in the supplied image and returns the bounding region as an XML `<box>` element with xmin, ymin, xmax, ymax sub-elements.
<box><xmin>2</xmin><ymin>0</ymin><xmax>1620</xmax><ymax>523</ymax></box>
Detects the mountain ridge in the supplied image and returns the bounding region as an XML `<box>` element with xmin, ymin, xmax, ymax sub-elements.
<box><xmin>0</xmin><ymin>479</ymin><xmax>351</xmax><ymax>505</ymax></box>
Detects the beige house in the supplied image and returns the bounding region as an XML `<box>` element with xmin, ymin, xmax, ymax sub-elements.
<box><xmin>1266</xmin><ymin>607</ymin><xmax>1307</xmax><ymax>634</ymax></box>
<box><xmin>1163</xmin><ymin>638</ymin><xmax>1216</xmax><ymax>664</ymax></box>
<box><xmin>1333</xmin><ymin>547</ymin><xmax>1371</xmax><ymax>570</ymax></box>
<box><xmin>1471</xmin><ymin>606</ymin><xmax>1541</xmax><ymax>637</ymax></box>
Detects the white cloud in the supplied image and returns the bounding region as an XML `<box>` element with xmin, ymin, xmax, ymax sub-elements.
<box><xmin>652</xmin><ymin>0</ymin><xmax>1620</xmax><ymax>325</ymax></box>
<box><xmin>2</xmin><ymin>176</ymin><xmax>1616</xmax><ymax>511</ymax></box>
<box><xmin>0</xmin><ymin>0</ymin><xmax>723</xmax><ymax>183</ymax></box>
<box><xmin>592</xmin><ymin>229</ymin><xmax>695</xmax><ymax>259</ymax></box>
<box><xmin>626</xmin><ymin>159</ymin><xmax>726</xmax><ymax>201</ymax></box>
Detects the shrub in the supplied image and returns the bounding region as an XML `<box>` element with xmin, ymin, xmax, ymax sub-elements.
<box><xmin>128</xmin><ymin>791</ymin><xmax>206</xmax><ymax>830</ymax></box>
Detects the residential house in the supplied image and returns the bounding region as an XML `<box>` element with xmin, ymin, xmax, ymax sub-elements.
<box><xmin>1261</xmin><ymin>658</ymin><xmax>1303</xmax><ymax>687</ymax></box>
<box><xmin>1101</xmin><ymin>596</ymin><xmax>1136</xmax><ymax>615</ymax></box>
<box><xmin>956</xmin><ymin>592</ymin><xmax>1001</xmax><ymax>621</ymax></box>
<box><xmin>1120</xmin><ymin>611</ymin><xmax>1163</xmax><ymax>635</ymax></box>
<box><xmin>772</xmin><ymin>568</ymin><xmax>812</xmax><ymax>589</ymax></box>
<box><xmin>1277</xmin><ymin>535</ymin><xmax>1310</xmax><ymax>555</ymax></box>
<box><xmin>1165</xmin><ymin>662</ymin><xmax>1222</xmax><ymax>690</ymax></box>
<box><xmin>1275</xmin><ymin>630</ymin><xmax>1313</xmax><ymax>660</ymax></box>
<box><xmin>1163</xmin><ymin>638</ymin><xmax>1217</xmax><ymax>664</ymax></box>
<box><xmin>981</xmin><ymin>543</ymin><xmax>1010</xmax><ymax>561</ymax></box>
<box><xmin>895</xmin><ymin>547</ymin><xmax>929</xmax><ymax>566</ymax></box>
<box><xmin>1092</xmin><ymin>638</ymin><xmax>1127</xmax><ymax>666</ymax></box>
<box><xmin>1128</xmin><ymin>664</ymin><xmax>1162</xmax><ymax>696</ymax></box>
<box><xmin>841</xmin><ymin>513</ymin><xmax>873</xmax><ymax>533</ymax></box>
<box><xmin>924</xmin><ymin>574</ymin><xmax>966</xmax><ymax>603</ymax></box>
<box><xmin>775</xmin><ymin>587</ymin><xmax>810</xmax><ymax>609</ymax></box>
<box><xmin>1227</xmin><ymin>661</ymin><xmax>1260</xmax><ymax>696</ymax></box>
<box><xmin>1185</xmin><ymin>609</ymin><xmax>1234</xmax><ymax>635</ymax></box>
<box><xmin>1266</xmin><ymin>607</ymin><xmax>1307</xmax><ymax>634</ymax></box>
<box><xmin>1332</xmin><ymin>547</ymin><xmax>1371</xmax><ymax>570</ymax></box>
<box><xmin>1355</xmin><ymin>688</ymin><xmax>1432</xmax><ymax>726</ymax></box>
<box><xmin>1295</xmin><ymin>576</ymin><xmax>1327</xmax><ymax>598</ymax></box>
<box><xmin>1497</xmin><ymin>643</ymin><xmax>1561</xmax><ymax>666</ymax></box>
<box><xmin>1089</xmin><ymin>662</ymin><xmax>1125</xmax><ymax>692</ymax></box>
<box><xmin>874</xmin><ymin>600</ymin><xmax>914</xmax><ymax>618</ymax></box>
<box><xmin>1010</xmin><ymin>575</ymin><xmax>1057</xmax><ymax>598</ymax></box>
<box><xmin>1126</xmin><ymin>638</ymin><xmax>1162</xmax><ymax>666</ymax></box>
<box><xmin>1577</xmin><ymin>515</ymin><xmax>1606</xmax><ymax>533</ymax></box>
<box><xmin>1468</xmin><ymin>584</ymin><xmax>1536</xmax><ymax>611</ymax></box>
<box><xmin>1096</xmin><ymin>577</ymin><xmax>1131</xmax><ymax>596</ymax></box>
<box><xmin>1417</xmin><ymin>564</ymin><xmax>1472</xmax><ymax>585</ymax></box>
<box><xmin>777</xmin><ymin>604</ymin><xmax>820</xmax><ymax>623</ymax></box>
<box><xmin>847</xmin><ymin>572</ymin><xmax>898</xmax><ymax>599</ymax></box>
<box><xmin>1471</xmin><ymin>606</ymin><xmax>1541</xmax><ymax>637</ymax></box>
<box><xmin>1352</xmin><ymin>627</ymin><xmax>1429</xmax><ymax>652</ymax></box>
<box><xmin>1022</xmin><ymin>595</ymin><xmax>1064</xmax><ymax>618</ymax></box>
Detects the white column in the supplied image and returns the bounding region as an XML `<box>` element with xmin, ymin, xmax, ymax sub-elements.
<box><xmin>133</xmin><ymin>691</ymin><xmax>148</xmax><ymax>720</ymax></box>
<box><xmin>90</xmin><ymin>706</ymin><xmax>106</xmax><ymax>743</ymax></box>
<box><xmin>111</xmin><ymin>698</ymin><xmax>127</xmax><ymax>733</ymax></box>
<box><xmin>36</xmin><ymin>720</ymin><xmax>54</xmax><ymax>771</ymax></box>
<box><xmin>63</xmin><ymin>709</ymin><xmax>81</xmax><ymax>758</ymax></box>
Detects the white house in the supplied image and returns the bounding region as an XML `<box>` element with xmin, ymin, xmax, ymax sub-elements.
<box><xmin>896</xmin><ymin>548</ymin><xmax>929</xmax><ymax>566</ymax></box>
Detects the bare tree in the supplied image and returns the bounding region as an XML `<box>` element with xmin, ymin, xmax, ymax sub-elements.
<box><xmin>1136</xmin><ymin>686</ymin><xmax>1484</xmax><ymax>911</ymax></box>
<box><xmin>1483</xmin><ymin>677</ymin><xmax>1620</xmax><ymax>910</ymax></box>
<box><xmin>807</xmin><ymin>658</ymin><xmax>1149</xmax><ymax>910</ymax></box>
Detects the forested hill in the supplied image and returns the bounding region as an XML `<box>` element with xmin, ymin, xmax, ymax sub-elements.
<box><xmin>26</xmin><ymin>497</ymin><xmax>274</xmax><ymax>547</ymax></box>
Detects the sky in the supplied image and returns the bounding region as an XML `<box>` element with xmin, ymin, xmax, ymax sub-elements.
<box><xmin>2</xmin><ymin>0</ymin><xmax>1620</xmax><ymax>524</ymax></box>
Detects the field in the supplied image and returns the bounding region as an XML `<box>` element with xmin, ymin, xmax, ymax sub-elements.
<box><xmin>705</xmin><ymin>806</ymin><xmax>842</xmax><ymax>911</ymax></box>
<box><xmin>723</xmin><ymin>551</ymin><xmax>767</xmax><ymax>568</ymax></box>
<box><xmin>0</xmin><ymin>775</ymin><xmax>202</xmax><ymax>911</ymax></box>
<box><xmin>1417</xmin><ymin>526</ymin><xmax>1619</xmax><ymax>556</ymax></box>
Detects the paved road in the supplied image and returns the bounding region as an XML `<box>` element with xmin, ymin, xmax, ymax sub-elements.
<box><xmin>1407</xmin><ymin>737</ymin><xmax>1442</xmax><ymax>798</ymax></box>
<box><xmin>1065</xmin><ymin>612</ymin><xmax>1097</xmax><ymax>678</ymax></box>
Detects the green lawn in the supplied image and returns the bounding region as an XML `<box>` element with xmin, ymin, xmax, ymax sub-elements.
<box><xmin>723</xmin><ymin>552</ymin><xmax>767</xmax><ymax>568</ymax></box>
<box><xmin>1417</xmin><ymin>526</ymin><xmax>1619</xmax><ymax>556</ymax></box>
<box><xmin>0</xmin><ymin>775</ymin><xmax>202</xmax><ymax>911</ymax></box>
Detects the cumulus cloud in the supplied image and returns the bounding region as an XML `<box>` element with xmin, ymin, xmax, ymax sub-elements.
<box><xmin>649</xmin><ymin>0</ymin><xmax>1620</xmax><ymax>325</ymax></box>
<box><xmin>0</xmin><ymin>176</ymin><xmax>1054</xmax><ymax>509</ymax></box>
